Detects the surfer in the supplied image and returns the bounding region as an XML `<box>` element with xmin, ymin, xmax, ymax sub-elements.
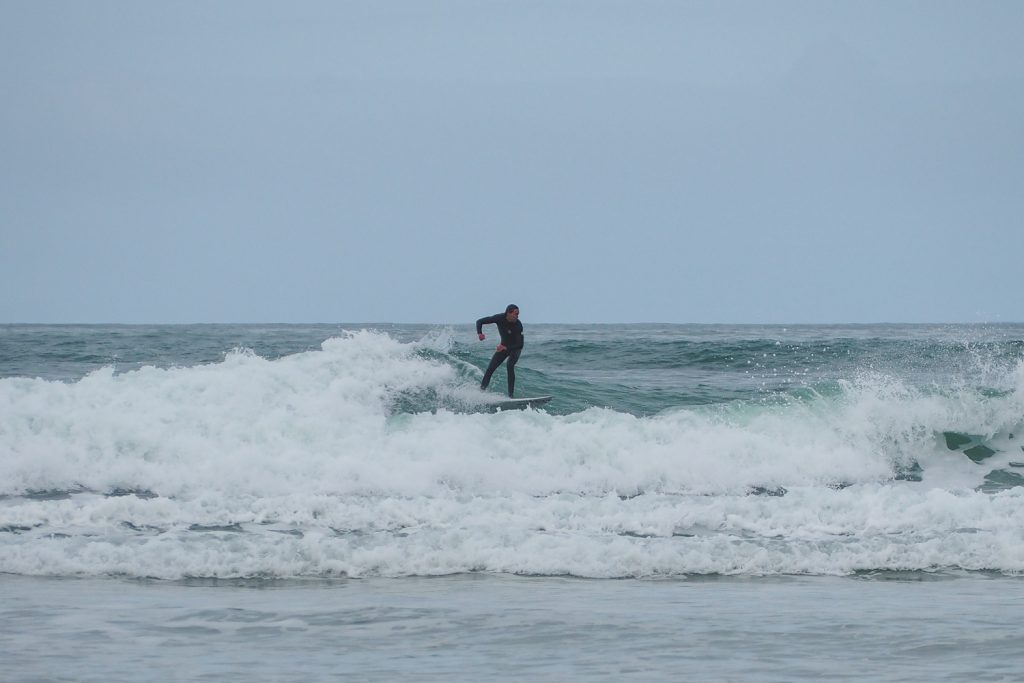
<box><xmin>476</xmin><ymin>304</ymin><xmax>524</xmax><ymax>397</ymax></box>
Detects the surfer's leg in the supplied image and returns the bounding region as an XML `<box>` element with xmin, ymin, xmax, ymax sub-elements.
<box><xmin>506</xmin><ymin>348</ymin><xmax>521</xmax><ymax>397</ymax></box>
<box><xmin>481</xmin><ymin>350</ymin><xmax>509</xmax><ymax>390</ymax></box>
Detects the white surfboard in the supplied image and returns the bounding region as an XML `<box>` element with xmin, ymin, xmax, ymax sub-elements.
<box><xmin>491</xmin><ymin>396</ymin><xmax>552</xmax><ymax>411</ymax></box>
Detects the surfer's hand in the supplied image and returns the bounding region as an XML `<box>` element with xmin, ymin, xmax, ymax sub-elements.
<box><xmin>496</xmin><ymin>344</ymin><xmax>506</xmax><ymax>352</ymax></box>
<box><xmin>478</xmin><ymin>333</ymin><xmax>486</xmax><ymax>341</ymax></box>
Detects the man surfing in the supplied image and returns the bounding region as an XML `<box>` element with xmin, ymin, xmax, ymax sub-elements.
<box><xmin>476</xmin><ymin>304</ymin><xmax>524</xmax><ymax>397</ymax></box>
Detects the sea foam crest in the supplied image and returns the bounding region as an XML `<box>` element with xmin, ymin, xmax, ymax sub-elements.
<box><xmin>2</xmin><ymin>330</ymin><xmax>1024</xmax><ymax>499</ymax></box>
<box><xmin>0</xmin><ymin>330</ymin><xmax>455</xmax><ymax>497</ymax></box>
<box><xmin>3</xmin><ymin>331</ymin><xmax>1024</xmax><ymax>579</ymax></box>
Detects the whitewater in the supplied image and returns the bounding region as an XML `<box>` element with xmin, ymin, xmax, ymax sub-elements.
<box><xmin>2</xmin><ymin>323</ymin><xmax>1024</xmax><ymax>681</ymax></box>
<box><xmin>2</xmin><ymin>323</ymin><xmax>1023</xmax><ymax>579</ymax></box>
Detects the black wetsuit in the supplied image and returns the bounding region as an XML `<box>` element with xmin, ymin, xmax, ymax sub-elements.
<box><xmin>476</xmin><ymin>313</ymin><xmax>524</xmax><ymax>397</ymax></box>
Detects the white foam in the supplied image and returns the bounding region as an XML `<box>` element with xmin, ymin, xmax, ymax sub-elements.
<box><xmin>2</xmin><ymin>486</ymin><xmax>1024</xmax><ymax>578</ymax></box>
<box><xmin>2</xmin><ymin>330</ymin><xmax>1024</xmax><ymax>578</ymax></box>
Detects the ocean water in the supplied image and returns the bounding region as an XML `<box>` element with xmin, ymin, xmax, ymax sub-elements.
<box><xmin>2</xmin><ymin>323</ymin><xmax>1024</xmax><ymax>681</ymax></box>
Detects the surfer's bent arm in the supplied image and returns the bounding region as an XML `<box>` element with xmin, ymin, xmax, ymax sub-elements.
<box><xmin>476</xmin><ymin>314</ymin><xmax>501</xmax><ymax>339</ymax></box>
<box><xmin>475</xmin><ymin>312</ymin><xmax>523</xmax><ymax>350</ymax></box>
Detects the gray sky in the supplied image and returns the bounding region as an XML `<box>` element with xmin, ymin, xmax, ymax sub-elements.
<box><xmin>2</xmin><ymin>1</ymin><xmax>1022</xmax><ymax>324</ymax></box>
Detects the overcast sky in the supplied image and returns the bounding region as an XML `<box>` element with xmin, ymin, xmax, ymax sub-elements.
<box><xmin>2</xmin><ymin>1</ymin><xmax>1022</xmax><ymax>324</ymax></box>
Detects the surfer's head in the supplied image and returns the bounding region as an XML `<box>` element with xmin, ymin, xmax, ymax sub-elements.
<box><xmin>505</xmin><ymin>304</ymin><xmax>519</xmax><ymax>321</ymax></box>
